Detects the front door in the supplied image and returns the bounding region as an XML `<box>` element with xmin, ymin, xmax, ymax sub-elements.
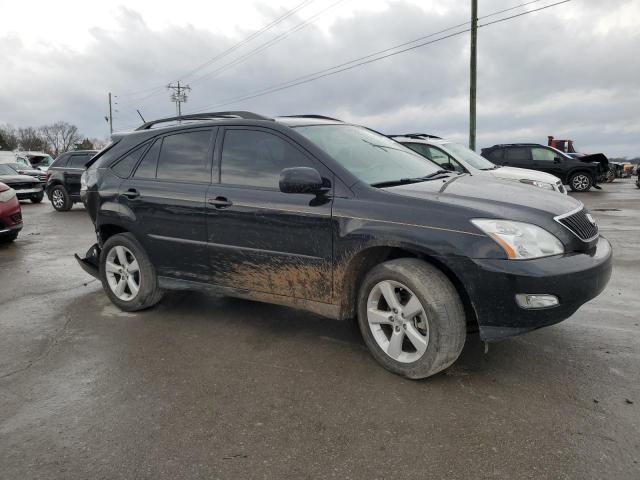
<box><xmin>531</xmin><ymin>147</ymin><xmax>563</xmax><ymax>178</ymax></box>
<box><xmin>118</xmin><ymin>128</ymin><xmax>216</xmax><ymax>281</ymax></box>
<box><xmin>206</xmin><ymin>127</ymin><xmax>334</xmax><ymax>303</ymax></box>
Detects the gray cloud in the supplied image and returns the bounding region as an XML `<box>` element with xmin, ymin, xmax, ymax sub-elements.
<box><xmin>0</xmin><ymin>0</ymin><xmax>638</xmax><ymax>156</ymax></box>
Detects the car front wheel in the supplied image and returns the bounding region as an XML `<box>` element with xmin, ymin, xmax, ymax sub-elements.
<box><xmin>50</xmin><ymin>185</ymin><xmax>72</xmax><ymax>211</ymax></box>
<box><xmin>99</xmin><ymin>233</ymin><xmax>164</xmax><ymax>311</ymax></box>
<box><xmin>569</xmin><ymin>172</ymin><xmax>593</xmax><ymax>192</ymax></box>
<box><xmin>31</xmin><ymin>192</ymin><xmax>44</xmax><ymax>203</ymax></box>
<box><xmin>357</xmin><ymin>258</ymin><xmax>466</xmax><ymax>379</ymax></box>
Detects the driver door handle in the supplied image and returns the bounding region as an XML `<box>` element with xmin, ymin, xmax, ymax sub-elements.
<box><xmin>208</xmin><ymin>196</ymin><xmax>233</xmax><ymax>209</ymax></box>
<box><xmin>123</xmin><ymin>188</ymin><xmax>140</xmax><ymax>199</ymax></box>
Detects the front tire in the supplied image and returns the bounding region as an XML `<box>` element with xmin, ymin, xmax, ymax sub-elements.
<box><xmin>100</xmin><ymin>233</ymin><xmax>163</xmax><ymax>311</ymax></box>
<box><xmin>569</xmin><ymin>172</ymin><xmax>593</xmax><ymax>192</ymax></box>
<box><xmin>357</xmin><ymin>258</ymin><xmax>466</xmax><ymax>379</ymax></box>
<box><xmin>31</xmin><ymin>192</ymin><xmax>44</xmax><ymax>203</ymax></box>
<box><xmin>50</xmin><ymin>185</ymin><xmax>72</xmax><ymax>211</ymax></box>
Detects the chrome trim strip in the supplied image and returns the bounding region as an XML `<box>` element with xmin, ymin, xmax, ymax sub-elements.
<box><xmin>553</xmin><ymin>206</ymin><xmax>599</xmax><ymax>242</ymax></box>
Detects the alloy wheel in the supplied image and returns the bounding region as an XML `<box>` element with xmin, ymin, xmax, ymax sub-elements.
<box><xmin>572</xmin><ymin>174</ymin><xmax>590</xmax><ymax>191</ymax></box>
<box><xmin>52</xmin><ymin>189</ymin><xmax>65</xmax><ymax>209</ymax></box>
<box><xmin>105</xmin><ymin>245</ymin><xmax>141</xmax><ymax>301</ymax></box>
<box><xmin>367</xmin><ymin>280</ymin><xmax>429</xmax><ymax>363</ymax></box>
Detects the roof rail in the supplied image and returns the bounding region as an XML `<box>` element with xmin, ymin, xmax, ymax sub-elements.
<box><xmin>389</xmin><ymin>133</ymin><xmax>442</xmax><ymax>140</ymax></box>
<box><xmin>135</xmin><ymin>111</ymin><xmax>272</xmax><ymax>130</ymax></box>
<box><xmin>279</xmin><ymin>114</ymin><xmax>343</xmax><ymax>122</ymax></box>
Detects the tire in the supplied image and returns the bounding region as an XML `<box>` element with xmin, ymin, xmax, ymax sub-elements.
<box><xmin>569</xmin><ymin>172</ymin><xmax>593</xmax><ymax>192</ymax></box>
<box><xmin>0</xmin><ymin>231</ymin><xmax>18</xmax><ymax>243</ymax></box>
<box><xmin>31</xmin><ymin>192</ymin><xmax>44</xmax><ymax>203</ymax></box>
<box><xmin>99</xmin><ymin>233</ymin><xmax>163</xmax><ymax>311</ymax></box>
<box><xmin>50</xmin><ymin>185</ymin><xmax>72</xmax><ymax>211</ymax></box>
<box><xmin>357</xmin><ymin>258</ymin><xmax>466</xmax><ymax>379</ymax></box>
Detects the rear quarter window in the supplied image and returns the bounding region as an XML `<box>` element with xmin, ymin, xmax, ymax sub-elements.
<box><xmin>51</xmin><ymin>155</ymin><xmax>69</xmax><ymax>168</ymax></box>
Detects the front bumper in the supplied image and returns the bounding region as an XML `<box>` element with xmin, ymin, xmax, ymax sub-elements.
<box><xmin>15</xmin><ymin>187</ymin><xmax>44</xmax><ymax>198</ymax></box>
<box><xmin>446</xmin><ymin>236</ymin><xmax>613</xmax><ymax>340</ymax></box>
<box><xmin>0</xmin><ymin>223</ymin><xmax>22</xmax><ymax>237</ymax></box>
<box><xmin>75</xmin><ymin>243</ymin><xmax>101</xmax><ymax>279</ymax></box>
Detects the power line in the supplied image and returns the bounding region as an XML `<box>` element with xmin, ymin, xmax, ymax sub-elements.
<box><xmin>188</xmin><ymin>0</ymin><xmax>570</xmax><ymax>113</ymax></box>
<box><xmin>114</xmin><ymin>0</ymin><xmax>315</xmax><ymax>102</ymax></box>
<box><xmin>180</xmin><ymin>0</ymin><xmax>315</xmax><ymax>82</ymax></box>
<box><xmin>188</xmin><ymin>0</ymin><xmax>349</xmax><ymax>86</ymax></box>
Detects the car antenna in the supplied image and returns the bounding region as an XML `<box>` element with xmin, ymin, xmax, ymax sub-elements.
<box><xmin>136</xmin><ymin>109</ymin><xmax>146</xmax><ymax>123</ymax></box>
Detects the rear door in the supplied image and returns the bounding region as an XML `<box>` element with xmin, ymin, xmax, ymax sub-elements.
<box><xmin>118</xmin><ymin>128</ymin><xmax>216</xmax><ymax>281</ymax></box>
<box><xmin>65</xmin><ymin>153</ymin><xmax>91</xmax><ymax>197</ymax></box>
<box><xmin>206</xmin><ymin>127</ymin><xmax>334</xmax><ymax>302</ymax></box>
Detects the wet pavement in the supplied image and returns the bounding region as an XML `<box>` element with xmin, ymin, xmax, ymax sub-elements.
<box><xmin>1</xmin><ymin>181</ymin><xmax>639</xmax><ymax>479</ymax></box>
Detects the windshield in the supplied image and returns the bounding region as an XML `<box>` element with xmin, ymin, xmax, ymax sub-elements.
<box><xmin>293</xmin><ymin>124</ymin><xmax>441</xmax><ymax>185</ymax></box>
<box><xmin>548</xmin><ymin>146</ymin><xmax>572</xmax><ymax>159</ymax></box>
<box><xmin>29</xmin><ymin>155</ymin><xmax>53</xmax><ymax>167</ymax></box>
<box><xmin>0</xmin><ymin>164</ymin><xmax>18</xmax><ymax>175</ymax></box>
<box><xmin>439</xmin><ymin>143</ymin><xmax>496</xmax><ymax>170</ymax></box>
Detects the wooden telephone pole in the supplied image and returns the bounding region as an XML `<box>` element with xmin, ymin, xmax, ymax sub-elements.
<box><xmin>469</xmin><ymin>0</ymin><xmax>478</xmax><ymax>151</ymax></box>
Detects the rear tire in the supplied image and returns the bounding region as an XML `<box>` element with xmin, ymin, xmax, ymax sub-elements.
<box><xmin>357</xmin><ymin>258</ymin><xmax>466</xmax><ymax>379</ymax></box>
<box><xmin>100</xmin><ymin>233</ymin><xmax>163</xmax><ymax>311</ymax></box>
<box><xmin>569</xmin><ymin>172</ymin><xmax>593</xmax><ymax>192</ymax></box>
<box><xmin>50</xmin><ymin>185</ymin><xmax>72</xmax><ymax>211</ymax></box>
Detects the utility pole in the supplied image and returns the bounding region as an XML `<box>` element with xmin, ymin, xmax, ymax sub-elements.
<box><xmin>469</xmin><ymin>0</ymin><xmax>478</xmax><ymax>151</ymax></box>
<box><xmin>108</xmin><ymin>92</ymin><xmax>113</xmax><ymax>135</ymax></box>
<box><xmin>167</xmin><ymin>81</ymin><xmax>191</xmax><ymax>118</ymax></box>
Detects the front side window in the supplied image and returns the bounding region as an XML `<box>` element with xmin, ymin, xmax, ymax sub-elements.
<box><xmin>294</xmin><ymin>125</ymin><xmax>440</xmax><ymax>185</ymax></box>
<box><xmin>221</xmin><ymin>129</ymin><xmax>313</xmax><ymax>189</ymax></box>
<box><xmin>68</xmin><ymin>154</ymin><xmax>90</xmax><ymax>168</ymax></box>
<box><xmin>531</xmin><ymin>147</ymin><xmax>557</xmax><ymax>162</ymax></box>
<box><xmin>156</xmin><ymin>129</ymin><xmax>213</xmax><ymax>183</ymax></box>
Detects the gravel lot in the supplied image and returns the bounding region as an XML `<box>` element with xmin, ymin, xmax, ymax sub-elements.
<box><xmin>1</xmin><ymin>180</ymin><xmax>638</xmax><ymax>479</ymax></box>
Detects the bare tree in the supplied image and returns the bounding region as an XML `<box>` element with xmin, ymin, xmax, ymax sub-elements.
<box><xmin>40</xmin><ymin>121</ymin><xmax>82</xmax><ymax>157</ymax></box>
<box><xmin>17</xmin><ymin>127</ymin><xmax>47</xmax><ymax>152</ymax></box>
<box><xmin>0</xmin><ymin>124</ymin><xmax>19</xmax><ymax>151</ymax></box>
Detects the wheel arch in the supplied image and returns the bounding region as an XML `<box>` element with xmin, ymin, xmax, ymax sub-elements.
<box><xmin>336</xmin><ymin>245</ymin><xmax>478</xmax><ymax>331</ymax></box>
<box><xmin>98</xmin><ymin>223</ymin><xmax>130</xmax><ymax>246</ymax></box>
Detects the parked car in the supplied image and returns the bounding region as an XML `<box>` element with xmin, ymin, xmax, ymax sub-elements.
<box><xmin>16</xmin><ymin>151</ymin><xmax>55</xmax><ymax>172</ymax></box>
<box><xmin>481</xmin><ymin>143</ymin><xmax>604</xmax><ymax>192</ymax></box>
<box><xmin>46</xmin><ymin>150</ymin><xmax>98</xmax><ymax>211</ymax></box>
<box><xmin>391</xmin><ymin>134</ymin><xmax>567</xmax><ymax>194</ymax></box>
<box><xmin>0</xmin><ymin>182</ymin><xmax>22</xmax><ymax>242</ymax></box>
<box><xmin>76</xmin><ymin>112</ymin><xmax>612</xmax><ymax>379</ymax></box>
<box><xmin>0</xmin><ymin>162</ymin><xmax>48</xmax><ymax>182</ymax></box>
<box><xmin>0</xmin><ymin>164</ymin><xmax>45</xmax><ymax>203</ymax></box>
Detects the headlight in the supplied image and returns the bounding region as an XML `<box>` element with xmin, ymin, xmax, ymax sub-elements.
<box><xmin>471</xmin><ymin>219</ymin><xmax>564</xmax><ymax>260</ymax></box>
<box><xmin>80</xmin><ymin>171</ymin><xmax>88</xmax><ymax>191</ymax></box>
<box><xmin>519</xmin><ymin>179</ymin><xmax>555</xmax><ymax>190</ymax></box>
<box><xmin>0</xmin><ymin>188</ymin><xmax>16</xmax><ymax>203</ymax></box>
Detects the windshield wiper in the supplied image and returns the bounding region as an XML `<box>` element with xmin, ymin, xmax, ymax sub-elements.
<box><xmin>479</xmin><ymin>165</ymin><xmax>500</xmax><ymax>170</ymax></box>
<box><xmin>371</xmin><ymin>170</ymin><xmax>452</xmax><ymax>188</ymax></box>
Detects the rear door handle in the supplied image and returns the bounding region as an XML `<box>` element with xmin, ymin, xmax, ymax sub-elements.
<box><xmin>123</xmin><ymin>188</ymin><xmax>140</xmax><ymax>199</ymax></box>
<box><xmin>208</xmin><ymin>196</ymin><xmax>233</xmax><ymax>209</ymax></box>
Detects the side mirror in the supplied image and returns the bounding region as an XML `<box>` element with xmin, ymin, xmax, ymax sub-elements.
<box><xmin>554</xmin><ymin>157</ymin><xmax>561</xmax><ymax>163</ymax></box>
<box><xmin>279</xmin><ymin>167</ymin><xmax>326</xmax><ymax>194</ymax></box>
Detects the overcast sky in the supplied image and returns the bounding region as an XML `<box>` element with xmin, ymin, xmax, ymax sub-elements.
<box><xmin>0</xmin><ymin>0</ymin><xmax>638</xmax><ymax>156</ymax></box>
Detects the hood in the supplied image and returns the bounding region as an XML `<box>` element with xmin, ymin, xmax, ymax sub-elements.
<box><xmin>579</xmin><ymin>152</ymin><xmax>608</xmax><ymax>172</ymax></box>
<box><xmin>490</xmin><ymin>166</ymin><xmax>560</xmax><ymax>185</ymax></box>
<box><xmin>0</xmin><ymin>174</ymin><xmax>41</xmax><ymax>184</ymax></box>
<box><xmin>385</xmin><ymin>173</ymin><xmax>581</xmax><ymax>216</ymax></box>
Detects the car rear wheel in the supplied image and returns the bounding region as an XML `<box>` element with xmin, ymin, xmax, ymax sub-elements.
<box><xmin>31</xmin><ymin>192</ymin><xmax>44</xmax><ymax>203</ymax></box>
<box><xmin>100</xmin><ymin>233</ymin><xmax>163</xmax><ymax>311</ymax></box>
<box><xmin>50</xmin><ymin>185</ymin><xmax>72</xmax><ymax>211</ymax></box>
<box><xmin>357</xmin><ymin>258</ymin><xmax>466</xmax><ymax>379</ymax></box>
<box><xmin>569</xmin><ymin>172</ymin><xmax>593</xmax><ymax>192</ymax></box>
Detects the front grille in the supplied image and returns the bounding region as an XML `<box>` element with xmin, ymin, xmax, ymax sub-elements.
<box><xmin>556</xmin><ymin>208</ymin><xmax>598</xmax><ymax>241</ymax></box>
<box><xmin>10</xmin><ymin>182</ymin><xmax>36</xmax><ymax>190</ymax></box>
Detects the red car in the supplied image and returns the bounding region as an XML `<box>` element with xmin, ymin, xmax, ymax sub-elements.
<box><xmin>0</xmin><ymin>182</ymin><xmax>22</xmax><ymax>242</ymax></box>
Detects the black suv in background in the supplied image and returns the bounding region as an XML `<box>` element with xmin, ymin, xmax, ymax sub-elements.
<box><xmin>46</xmin><ymin>150</ymin><xmax>97</xmax><ymax>210</ymax></box>
<box><xmin>481</xmin><ymin>143</ymin><xmax>603</xmax><ymax>192</ymax></box>
<box><xmin>77</xmin><ymin>112</ymin><xmax>612</xmax><ymax>379</ymax></box>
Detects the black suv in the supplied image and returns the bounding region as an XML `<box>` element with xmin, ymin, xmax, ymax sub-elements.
<box><xmin>77</xmin><ymin>112</ymin><xmax>612</xmax><ymax>379</ymax></box>
<box><xmin>481</xmin><ymin>144</ymin><xmax>603</xmax><ymax>192</ymax></box>
<box><xmin>46</xmin><ymin>150</ymin><xmax>98</xmax><ymax>210</ymax></box>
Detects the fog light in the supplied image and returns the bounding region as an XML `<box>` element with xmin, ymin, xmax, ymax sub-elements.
<box><xmin>515</xmin><ymin>294</ymin><xmax>559</xmax><ymax>309</ymax></box>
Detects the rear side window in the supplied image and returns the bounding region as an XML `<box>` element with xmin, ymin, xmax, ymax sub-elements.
<box><xmin>112</xmin><ymin>143</ymin><xmax>149</xmax><ymax>178</ymax></box>
<box><xmin>221</xmin><ymin>129</ymin><xmax>312</xmax><ymax>189</ymax></box>
<box><xmin>134</xmin><ymin>138</ymin><xmax>162</xmax><ymax>179</ymax></box>
<box><xmin>68</xmin><ymin>154</ymin><xmax>90</xmax><ymax>168</ymax></box>
<box><xmin>156</xmin><ymin>130</ymin><xmax>213</xmax><ymax>183</ymax></box>
<box><xmin>506</xmin><ymin>148</ymin><xmax>531</xmax><ymax>162</ymax></box>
